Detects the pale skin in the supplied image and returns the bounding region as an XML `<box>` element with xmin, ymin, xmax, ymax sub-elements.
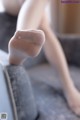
<box><xmin>2</xmin><ymin>0</ymin><xmax>80</xmax><ymax>116</ymax></box>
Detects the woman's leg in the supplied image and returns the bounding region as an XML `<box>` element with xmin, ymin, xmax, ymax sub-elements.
<box><xmin>40</xmin><ymin>14</ymin><xmax>80</xmax><ymax>115</ymax></box>
<box><xmin>16</xmin><ymin>0</ymin><xmax>48</xmax><ymax>30</ymax></box>
<box><xmin>8</xmin><ymin>0</ymin><xmax>48</xmax><ymax>64</ymax></box>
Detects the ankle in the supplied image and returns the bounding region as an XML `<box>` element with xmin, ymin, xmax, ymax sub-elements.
<box><xmin>64</xmin><ymin>83</ymin><xmax>77</xmax><ymax>98</ymax></box>
<box><xmin>9</xmin><ymin>54</ymin><xmax>22</xmax><ymax>65</ymax></box>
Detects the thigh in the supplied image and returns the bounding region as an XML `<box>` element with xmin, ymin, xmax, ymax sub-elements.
<box><xmin>2</xmin><ymin>0</ymin><xmax>25</xmax><ymax>16</ymax></box>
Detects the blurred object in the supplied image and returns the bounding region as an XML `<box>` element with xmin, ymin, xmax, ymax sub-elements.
<box><xmin>0</xmin><ymin>12</ymin><xmax>17</xmax><ymax>52</ymax></box>
<box><xmin>6</xmin><ymin>65</ymin><xmax>38</xmax><ymax>120</ymax></box>
<box><xmin>0</xmin><ymin>49</ymin><xmax>9</xmax><ymax>65</ymax></box>
<box><xmin>59</xmin><ymin>4</ymin><xmax>80</xmax><ymax>34</ymax></box>
<box><xmin>50</xmin><ymin>1</ymin><xmax>80</xmax><ymax>34</ymax></box>
<box><xmin>0</xmin><ymin>0</ymin><xmax>4</xmax><ymax>12</ymax></box>
<box><xmin>0</xmin><ymin>64</ymin><xmax>17</xmax><ymax>120</ymax></box>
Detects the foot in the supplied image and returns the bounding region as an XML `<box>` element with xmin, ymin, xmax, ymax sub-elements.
<box><xmin>65</xmin><ymin>86</ymin><xmax>80</xmax><ymax>116</ymax></box>
<box><xmin>8</xmin><ymin>30</ymin><xmax>45</xmax><ymax>65</ymax></box>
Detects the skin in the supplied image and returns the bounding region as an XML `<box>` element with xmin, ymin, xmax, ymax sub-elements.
<box><xmin>9</xmin><ymin>30</ymin><xmax>45</xmax><ymax>65</ymax></box>
<box><xmin>2</xmin><ymin>0</ymin><xmax>80</xmax><ymax>116</ymax></box>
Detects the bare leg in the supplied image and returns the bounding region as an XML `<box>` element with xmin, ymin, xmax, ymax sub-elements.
<box><xmin>40</xmin><ymin>15</ymin><xmax>80</xmax><ymax>115</ymax></box>
<box><xmin>8</xmin><ymin>0</ymin><xmax>48</xmax><ymax>64</ymax></box>
<box><xmin>16</xmin><ymin>0</ymin><xmax>48</xmax><ymax>30</ymax></box>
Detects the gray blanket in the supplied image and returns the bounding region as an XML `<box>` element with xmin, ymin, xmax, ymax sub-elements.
<box><xmin>7</xmin><ymin>64</ymin><xmax>80</xmax><ymax>120</ymax></box>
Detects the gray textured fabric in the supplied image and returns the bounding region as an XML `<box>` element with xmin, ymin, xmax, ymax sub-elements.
<box><xmin>0</xmin><ymin>50</ymin><xmax>80</xmax><ymax>120</ymax></box>
<box><xmin>0</xmin><ymin>12</ymin><xmax>17</xmax><ymax>52</ymax></box>
<box><xmin>6</xmin><ymin>66</ymin><xmax>38</xmax><ymax>120</ymax></box>
<box><xmin>0</xmin><ymin>64</ymin><xmax>15</xmax><ymax>120</ymax></box>
<box><xmin>28</xmin><ymin>64</ymin><xmax>80</xmax><ymax>120</ymax></box>
<box><xmin>57</xmin><ymin>34</ymin><xmax>80</xmax><ymax>67</ymax></box>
